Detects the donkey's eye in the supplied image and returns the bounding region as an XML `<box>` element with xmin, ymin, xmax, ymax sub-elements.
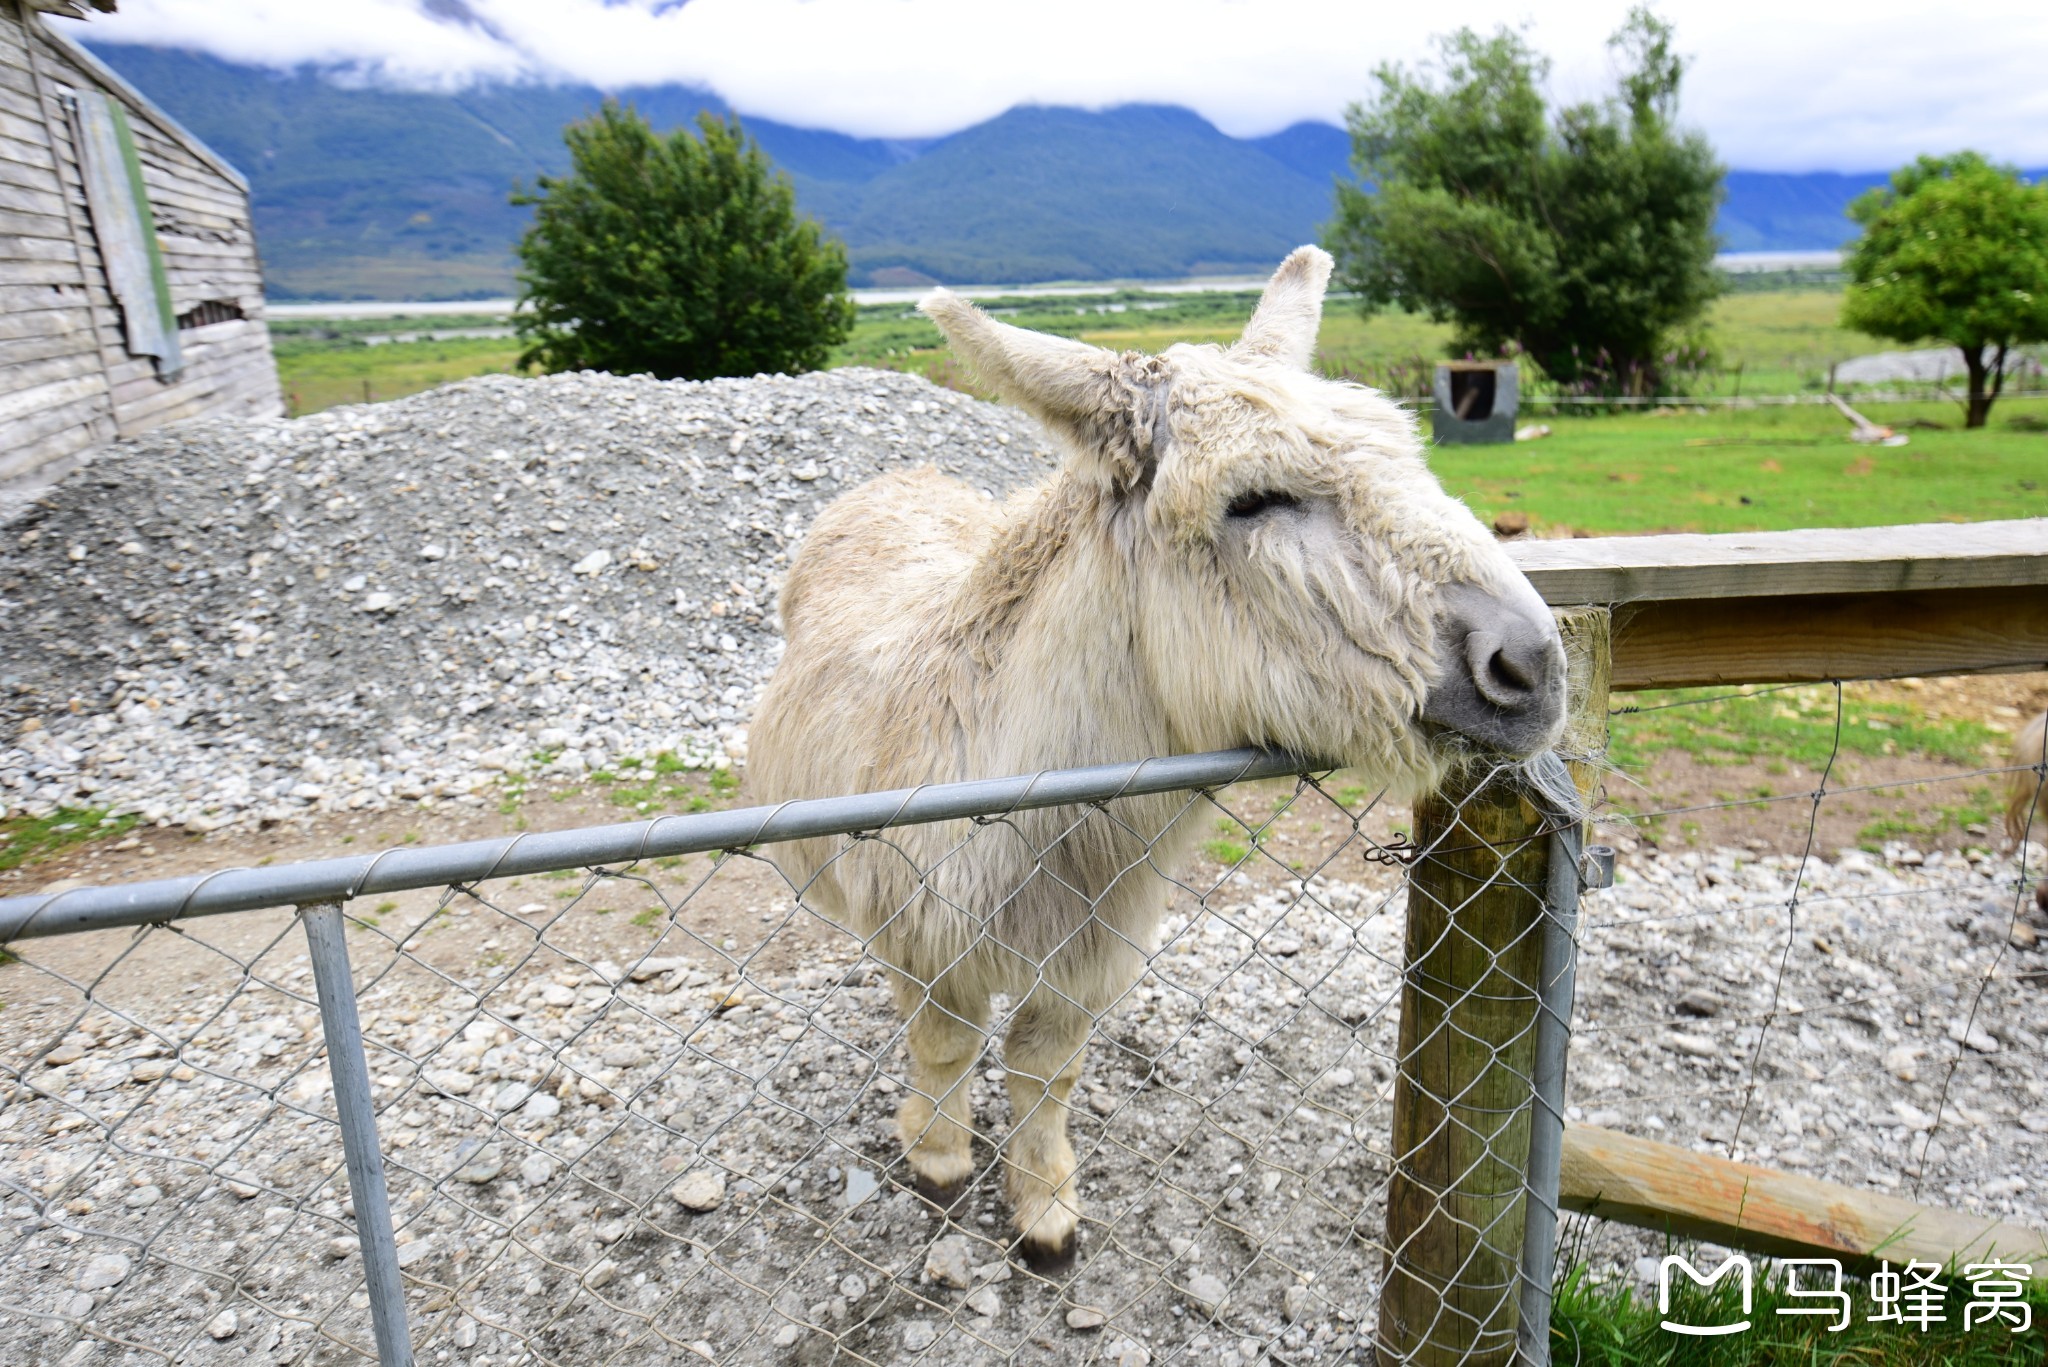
<box><xmin>1225</xmin><ymin>490</ymin><xmax>1301</xmax><ymax>519</ymax></box>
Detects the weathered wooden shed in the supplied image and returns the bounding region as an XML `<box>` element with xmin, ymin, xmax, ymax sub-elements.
<box><xmin>2</xmin><ymin>0</ymin><xmax>279</xmax><ymax>487</ymax></box>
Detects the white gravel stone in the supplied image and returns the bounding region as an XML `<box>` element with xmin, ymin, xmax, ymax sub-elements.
<box><xmin>672</xmin><ymin>1169</ymin><xmax>726</xmax><ymax>1212</ymax></box>
<box><xmin>423</xmin><ymin>1069</ymin><xmax>475</xmax><ymax>1097</ymax></box>
<box><xmin>923</xmin><ymin>1234</ymin><xmax>974</xmax><ymax>1289</ymax></box>
<box><xmin>76</xmin><ymin>1254</ymin><xmax>130</xmax><ymax>1291</ymax></box>
<box><xmin>1186</xmin><ymin>1272</ymin><xmax>1229</xmax><ymax>1317</ymax></box>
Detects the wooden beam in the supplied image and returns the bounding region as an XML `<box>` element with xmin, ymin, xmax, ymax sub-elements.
<box><xmin>1607</xmin><ymin>584</ymin><xmax>2048</xmax><ymax>689</ymax></box>
<box><xmin>1510</xmin><ymin>519</ymin><xmax>2048</xmax><ymax>604</ymax></box>
<box><xmin>1561</xmin><ymin>1124</ymin><xmax>2048</xmax><ymax>1277</ymax></box>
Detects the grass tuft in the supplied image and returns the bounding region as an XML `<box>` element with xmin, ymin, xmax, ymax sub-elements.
<box><xmin>0</xmin><ymin>808</ymin><xmax>140</xmax><ymax>873</ymax></box>
<box><xmin>1610</xmin><ymin>686</ymin><xmax>2005</xmax><ymax>773</ymax></box>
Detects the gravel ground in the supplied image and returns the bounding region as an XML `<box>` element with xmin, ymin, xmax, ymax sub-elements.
<box><xmin>0</xmin><ymin>804</ymin><xmax>2042</xmax><ymax>1366</ymax></box>
<box><xmin>0</xmin><ymin>368</ymin><xmax>1054</xmax><ymax>833</ymax></box>
<box><xmin>1</xmin><ymin>370</ymin><xmax>2044</xmax><ymax>1363</ymax></box>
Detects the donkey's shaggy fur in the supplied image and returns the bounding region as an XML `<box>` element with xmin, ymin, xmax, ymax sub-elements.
<box><xmin>750</xmin><ymin>247</ymin><xmax>1562</xmax><ymax>1261</ymax></box>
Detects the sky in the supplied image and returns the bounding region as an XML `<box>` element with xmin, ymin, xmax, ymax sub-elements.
<box><xmin>81</xmin><ymin>0</ymin><xmax>2048</xmax><ymax>172</ymax></box>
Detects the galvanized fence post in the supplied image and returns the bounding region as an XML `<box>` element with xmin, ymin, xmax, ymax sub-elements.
<box><xmin>299</xmin><ymin>900</ymin><xmax>415</xmax><ymax>1367</ymax></box>
<box><xmin>1514</xmin><ymin>820</ymin><xmax>1584</xmax><ymax>1367</ymax></box>
<box><xmin>1514</xmin><ymin>609</ymin><xmax>1611</xmax><ymax>1367</ymax></box>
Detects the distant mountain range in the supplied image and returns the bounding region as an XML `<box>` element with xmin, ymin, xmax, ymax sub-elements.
<box><xmin>82</xmin><ymin>44</ymin><xmax>1990</xmax><ymax>300</ymax></box>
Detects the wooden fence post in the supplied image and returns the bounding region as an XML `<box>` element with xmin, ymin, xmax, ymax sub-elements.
<box><xmin>1376</xmin><ymin>607</ymin><xmax>1610</xmax><ymax>1365</ymax></box>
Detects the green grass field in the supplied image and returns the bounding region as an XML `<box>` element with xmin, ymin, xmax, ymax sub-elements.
<box><xmin>272</xmin><ymin>320</ymin><xmax>519</xmax><ymax>415</ymax></box>
<box><xmin>271</xmin><ymin>288</ymin><xmax>2047</xmax><ymax>535</ymax></box>
<box><xmin>1435</xmin><ymin>401</ymin><xmax>2047</xmax><ymax>534</ymax></box>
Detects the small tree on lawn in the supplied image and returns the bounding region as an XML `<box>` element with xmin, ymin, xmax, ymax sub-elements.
<box><xmin>514</xmin><ymin>103</ymin><xmax>854</xmax><ymax>380</ymax></box>
<box><xmin>1326</xmin><ymin>7</ymin><xmax>1723</xmax><ymax>396</ymax></box>
<box><xmin>1841</xmin><ymin>152</ymin><xmax>2048</xmax><ymax>428</ymax></box>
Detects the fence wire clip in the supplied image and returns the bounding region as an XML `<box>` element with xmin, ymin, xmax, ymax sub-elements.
<box><xmin>1364</xmin><ymin>834</ymin><xmax>1419</xmax><ymax>867</ymax></box>
<box><xmin>1580</xmin><ymin>844</ymin><xmax>1617</xmax><ymax>890</ymax></box>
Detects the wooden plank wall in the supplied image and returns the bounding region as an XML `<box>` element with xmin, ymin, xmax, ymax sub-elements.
<box><xmin>1</xmin><ymin>3</ymin><xmax>281</xmax><ymax>488</ymax></box>
<box><xmin>0</xmin><ymin>3</ymin><xmax>113</xmax><ymax>483</ymax></box>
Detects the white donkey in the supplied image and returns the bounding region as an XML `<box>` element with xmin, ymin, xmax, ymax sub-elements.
<box><xmin>750</xmin><ymin>246</ymin><xmax>1564</xmax><ymax>1266</ymax></box>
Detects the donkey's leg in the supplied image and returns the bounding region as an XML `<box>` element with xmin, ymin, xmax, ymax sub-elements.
<box><xmin>1000</xmin><ymin>988</ymin><xmax>1093</xmax><ymax>1267</ymax></box>
<box><xmin>889</xmin><ymin>973</ymin><xmax>989</xmax><ymax>1204</ymax></box>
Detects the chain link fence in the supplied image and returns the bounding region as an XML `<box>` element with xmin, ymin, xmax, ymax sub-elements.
<box><xmin>1562</xmin><ymin>677</ymin><xmax>2047</xmax><ymax>1236</ymax></box>
<box><xmin>2</xmin><ymin>674</ymin><xmax>2041</xmax><ymax>1367</ymax></box>
<box><xmin>0</xmin><ymin>748</ymin><xmax>1593</xmax><ymax>1367</ymax></box>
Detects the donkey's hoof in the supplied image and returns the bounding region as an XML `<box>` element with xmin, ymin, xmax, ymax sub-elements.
<box><xmin>1016</xmin><ymin>1231</ymin><xmax>1078</xmax><ymax>1276</ymax></box>
<box><xmin>911</xmin><ymin>1173</ymin><xmax>969</xmax><ymax>1213</ymax></box>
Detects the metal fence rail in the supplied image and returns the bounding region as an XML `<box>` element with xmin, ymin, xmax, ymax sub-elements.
<box><xmin>0</xmin><ymin>750</ymin><xmax>1310</xmax><ymax>942</ymax></box>
<box><xmin>0</xmin><ymin>745</ymin><xmax>1594</xmax><ymax>1366</ymax></box>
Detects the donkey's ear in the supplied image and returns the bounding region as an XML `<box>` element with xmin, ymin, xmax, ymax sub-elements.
<box><xmin>1231</xmin><ymin>245</ymin><xmax>1334</xmax><ymax>370</ymax></box>
<box><xmin>921</xmin><ymin>289</ymin><xmax>1157</xmax><ymax>490</ymax></box>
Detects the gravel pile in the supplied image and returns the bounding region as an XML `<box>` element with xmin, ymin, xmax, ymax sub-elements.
<box><xmin>0</xmin><ymin>831</ymin><xmax>2042</xmax><ymax>1365</ymax></box>
<box><xmin>0</xmin><ymin>369</ymin><xmax>1054</xmax><ymax>831</ymax></box>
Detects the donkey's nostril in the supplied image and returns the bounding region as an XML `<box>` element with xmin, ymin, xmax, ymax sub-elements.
<box><xmin>1487</xmin><ymin>644</ymin><xmax>1534</xmax><ymax>695</ymax></box>
<box><xmin>1471</xmin><ymin>633</ymin><xmax>1542</xmax><ymax>707</ymax></box>
<box><xmin>1423</xmin><ymin>581</ymin><xmax>1567</xmax><ymax>757</ymax></box>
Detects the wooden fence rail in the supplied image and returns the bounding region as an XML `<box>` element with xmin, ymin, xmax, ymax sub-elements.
<box><xmin>1509</xmin><ymin>518</ymin><xmax>2048</xmax><ymax>688</ymax></box>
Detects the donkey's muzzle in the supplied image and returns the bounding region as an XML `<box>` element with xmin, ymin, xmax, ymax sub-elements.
<box><xmin>1420</xmin><ymin>580</ymin><xmax>1566</xmax><ymax>758</ymax></box>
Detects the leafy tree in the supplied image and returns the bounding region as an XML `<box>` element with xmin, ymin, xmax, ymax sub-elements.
<box><xmin>1841</xmin><ymin>153</ymin><xmax>2048</xmax><ymax>428</ymax></box>
<box><xmin>1327</xmin><ymin>8</ymin><xmax>1723</xmax><ymax>395</ymax></box>
<box><xmin>513</xmin><ymin>104</ymin><xmax>854</xmax><ymax>380</ymax></box>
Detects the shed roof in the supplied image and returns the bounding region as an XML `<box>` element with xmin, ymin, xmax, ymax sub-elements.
<box><xmin>25</xmin><ymin>2</ymin><xmax>119</xmax><ymax>17</ymax></box>
<box><xmin>26</xmin><ymin>6</ymin><xmax>249</xmax><ymax>191</ymax></box>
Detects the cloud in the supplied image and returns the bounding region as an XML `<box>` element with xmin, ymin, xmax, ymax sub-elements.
<box><xmin>85</xmin><ymin>0</ymin><xmax>530</xmax><ymax>88</ymax></box>
<box><xmin>83</xmin><ymin>0</ymin><xmax>2048</xmax><ymax>171</ymax></box>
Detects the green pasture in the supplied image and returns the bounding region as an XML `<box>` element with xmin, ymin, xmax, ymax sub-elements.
<box><xmin>1608</xmin><ymin>685</ymin><xmax>2006</xmax><ymax>775</ymax></box>
<box><xmin>832</xmin><ymin>288</ymin><xmax>1951</xmax><ymax>400</ymax></box>
<box><xmin>270</xmin><ymin>287</ymin><xmax>2046</xmax><ymax>535</ymax></box>
<box><xmin>270</xmin><ymin>316</ymin><xmax>519</xmax><ymax>415</ymax></box>
<box><xmin>1605</xmin><ymin>684</ymin><xmax>2010</xmax><ymax>848</ymax></box>
<box><xmin>1434</xmin><ymin>401</ymin><xmax>2046</xmax><ymax>535</ymax></box>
